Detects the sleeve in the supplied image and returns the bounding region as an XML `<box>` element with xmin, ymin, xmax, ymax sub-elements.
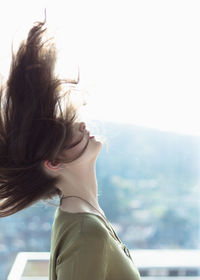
<box><xmin>56</xmin><ymin>230</ymin><xmax>109</xmax><ymax>280</ymax></box>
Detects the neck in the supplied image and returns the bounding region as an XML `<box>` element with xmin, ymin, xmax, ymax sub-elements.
<box><xmin>59</xmin><ymin>161</ymin><xmax>100</xmax><ymax>210</ymax></box>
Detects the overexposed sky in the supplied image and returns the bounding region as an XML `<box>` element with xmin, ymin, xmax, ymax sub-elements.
<box><xmin>0</xmin><ymin>0</ymin><xmax>200</xmax><ymax>136</ymax></box>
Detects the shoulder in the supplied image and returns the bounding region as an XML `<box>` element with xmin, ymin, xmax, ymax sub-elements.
<box><xmin>80</xmin><ymin>214</ymin><xmax>109</xmax><ymax>240</ymax></box>
<box><xmin>54</xmin><ymin>208</ymin><xmax>109</xmax><ymax>241</ymax></box>
<box><xmin>55</xmin><ymin>215</ymin><xmax>110</xmax><ymax>269</ymax></box>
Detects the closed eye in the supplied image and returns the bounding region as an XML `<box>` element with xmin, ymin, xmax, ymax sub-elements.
<box><xmin>65</xmin><ymin>135</ymin><xmax>84</xmax><ymax>149</ymax></box>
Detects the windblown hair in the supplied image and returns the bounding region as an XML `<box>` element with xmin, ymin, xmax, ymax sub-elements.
<box><xmin>0</xmin><ymin>18</ymin><xmax>80</xmax><ymax>217</ymax></box>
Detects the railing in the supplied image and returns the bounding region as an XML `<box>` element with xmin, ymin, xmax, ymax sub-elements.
<box><xmin>133</xmin><ymin>249</ymin><xmax>200</xmax><ymax>278</ymax></box>
<box><xmin>8</xmin><ymin>250</ymin><xmax>200</xmax><ymax>280</ymax></box>
<box><xmin>7</xmin><ymin>252</ymin><xmax>49</xmax><ymax>280</ymax></box>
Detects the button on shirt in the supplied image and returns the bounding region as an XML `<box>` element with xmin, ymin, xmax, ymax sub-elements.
<box><xmin>49</xmin><ymin>207</ymin><xmax>141</xmax><ymax>280</ymax></box>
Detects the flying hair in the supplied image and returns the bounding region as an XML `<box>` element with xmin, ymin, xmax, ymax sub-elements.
<box><xmin>0</xmin><ymin>10</ymin><xmax>81</xmax><ymax>217</ymax></box>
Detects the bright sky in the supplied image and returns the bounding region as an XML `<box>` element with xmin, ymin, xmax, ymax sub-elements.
<box><xmin>0</xmin><ymin>0</ymin><xmax>200</xmax><ymax>136</ymax></box>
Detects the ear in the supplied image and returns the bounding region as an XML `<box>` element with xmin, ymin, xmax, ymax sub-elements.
<box><xmin>43</xmin><ymin>160</ymin><xmax>63</xmax><ymax>171</ymax></box>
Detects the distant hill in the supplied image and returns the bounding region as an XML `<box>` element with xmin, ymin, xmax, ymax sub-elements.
<box><xmin>95</xmin><ymin>121</ymin><xmax>200</xmax><ymax>248</ymax></box>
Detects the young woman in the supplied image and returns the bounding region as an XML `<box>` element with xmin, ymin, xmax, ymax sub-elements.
<box><xmin>0</xmin><ymin>15</ymin><xmax>141</xmax><ymax>280</ymax></box>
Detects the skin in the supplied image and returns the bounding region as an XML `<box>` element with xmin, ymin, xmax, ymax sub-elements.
<box><xmin>43</xmin><ymin>122</ymin><xmax>105</xmax><ymax>216</ymax></box>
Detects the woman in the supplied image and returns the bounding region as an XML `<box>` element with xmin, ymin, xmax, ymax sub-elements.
<box><xmin>0</xmin><ymin>15</ymin><xmax>141</xmax><ymax>280</ymax></box>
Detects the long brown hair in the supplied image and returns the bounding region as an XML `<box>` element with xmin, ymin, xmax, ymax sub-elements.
<box><xmin>0</xmin><ymin>14</ymin><xmax>81</xmax><ymax>217</ymax></box>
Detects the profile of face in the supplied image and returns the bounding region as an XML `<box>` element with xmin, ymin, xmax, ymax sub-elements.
<box><xmin>44</xmin><ymin>122</ymin><xmax>102</xmax><ymax>170</ymax></box>
<box><xmin>62</xmin><ymin>122</ymin><xmax>102</xmax><ymax>164</ymax></box>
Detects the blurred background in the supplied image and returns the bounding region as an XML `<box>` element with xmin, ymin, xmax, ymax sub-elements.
<box><xmin>0</xmin><ymin>0</ymin><xmax>200</xmax><ymax>279</ymax></box>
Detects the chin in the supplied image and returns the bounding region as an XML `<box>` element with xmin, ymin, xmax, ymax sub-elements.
<box><xmin>93</xmin><ymin>137</ymin><xmax>103</xmax><ymax>149</ymax></box>
<box><xmin>91</xmin><ymin>135</ymin><xmax>104</xmax><ymax>144</ymax></box>
<box><xmin>97</xmin><ymin>141</ymin><xmax>103</xmax><ymax>153</ymax></box>
<box><xmin>90</xmin><ymin>140</ymin><xmax>102</xmax><ymax>161</ymax></box>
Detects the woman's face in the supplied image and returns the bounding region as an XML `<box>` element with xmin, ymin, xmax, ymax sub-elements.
<box><xmin>61</xmin><ymin>122</ymin><xmax>102</xmax><ymax>164</ymax></box>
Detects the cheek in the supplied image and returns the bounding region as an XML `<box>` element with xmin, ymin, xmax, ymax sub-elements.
<box><xmin>64</xmin><ymin>137</ymin><xmax>89</xmax><ymax>161</ymax></box>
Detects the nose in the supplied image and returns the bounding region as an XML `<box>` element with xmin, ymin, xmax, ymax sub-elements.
<box><xmin>79</xmin><ymin>122</ymin><xmax>86</xmax><ymax>132</ymax></box>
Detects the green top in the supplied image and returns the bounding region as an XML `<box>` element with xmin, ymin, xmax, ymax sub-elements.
<box><xmin>49</xmin><ymin>207</ymin><xmax>141</xmax><ymax>280</ymax></box>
